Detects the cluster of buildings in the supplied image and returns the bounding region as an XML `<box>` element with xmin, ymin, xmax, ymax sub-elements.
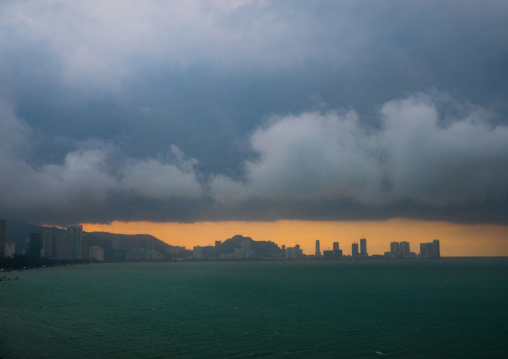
<box><xmin>313</xmin><ymin>238</ymin><xmax>440</xmax><ymax>259</ymax></box>
<box><xmin>314</xmin><ymin>238</ymin><xmax>369</xmax><ymax>259</ymax></box>
<box><xmin>0</xmin><ymin>219</ymin><xmax>190</xmax><ymax>263</ymax></box>
<box><xmin>384</xmin><ymin>241</ymin><xmax>414</xmax><ymax>258</ymax></box>
<box><xmin>193</xmin><ymin>239</ymin><xmax>256</xmax><ymax>260</ymax></box>
<box><xmin>110</xmin><ymin>238</ymin><xmax>165</xmax><ymax>261</ymax></box>
<box><xmin>0</xmin><ymin>220</ymin><xmax>104</xmax><ymax>261</ymax></box>
<box><xmin>283</xmin><ymin>244</ymin><xmax>303</xmax><ymax>259</ymax></box>
<box><xmin>419</xmin><ymin>240</ymin><xmax>441</xmax><ymax>258</ymax></box>
<box><xmin>1</xmin><ymin>218</ymin><xmax>442</xmax><ymax>262</ymax></box>
<box><xmin>383</xmin><ymin>239</ymin><xmax>440</xmax><ymax>259</ymax></box>
<box><xmin>25</xmin><ymin>224</ymin><xmax>104</xmax><ymax>261</ymax></box>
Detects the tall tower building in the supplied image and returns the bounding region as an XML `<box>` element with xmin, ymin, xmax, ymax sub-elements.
<box><xmin>241</xmin><ymin>239</ymin><xmax>251</xmax><ymax>258</ymax></box>
<box><xmin>82</xmin><ymin>232</ymin><xmax>88</xmax><ymax>260</ymax></box>
<box><xmin>333</xmin><ymin>242</ymin><xmax>339</xmax><ymax>251</ymax></box>
<box><xmin>390</xmin><ymin>241</ymin><xmax>400</xmax><ymax>254</ymax></box>
<box><xmin>420</xmin><ymin>240</ymin><xmax>440</xmax><ymax>258</ymax></box>
<box><xmin>56</xmin><ymin>231</ymin><xmax>71</xmax><ymax>260</ymax></box>
<box><xmin>42</xmin><ymin>230</ymin><xmax>53</xmax><ymax>258</ymax></box>
<box><xmin>0</xmin><ymin>218</ymin><xmax>6</xmax><ymax>258</ymax></box>
<box><xmin>295</xmin><ymin>244</ymin><xmax>302</xmax><ymax>258</ymax></box>
<box><xmin>315</xmin><ymin>240</ymin><xmax>321</xmax><ymax>256</ymax></box>
<box><xmin>400</xmin><ymin>241</ymin><xmax>410</xmax><ymax>255</ymax></box>
<box><xmin>215</xmin><ymin>240</ymin><xmax>222</xmax><ymax>258</ymax></box>
<box><xmin>352</xmin><ymin>242</ymin><xmax>359</xmax><ymax>257</ymax></box>
<box><xmin>360</xmin><ymin>238</ymin><xmax>368</xmax><ymax>257</ymax></box>
<box><xmin>433</xmin><ymin>239</ymin><xmax>440</xmax><ymax>258</ymax></box>
<box><xmin>27</xmin><ymin>233</ymin><xmax>42</xmax><ymax>257</ymax></box>
<box><xmin>67</xmin><ymin>225</ymin><xmax>83</xmax><ymax>259</ymax></box>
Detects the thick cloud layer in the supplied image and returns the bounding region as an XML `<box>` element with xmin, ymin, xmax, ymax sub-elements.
<box><xmin>1</xmin><ymin>1</ymin><xmax>508</xmax><ymax>224</ymax></box>
<box><xmin>2</xmin><ymin>94</ymin><xmax>508</xmax><ymax>225</ymax></box>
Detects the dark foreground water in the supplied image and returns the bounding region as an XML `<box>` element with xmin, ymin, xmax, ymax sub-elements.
<box><xmin>1</xmin><ymin>258</ymin><xmax>507</xmax><ymax>358</ymax></box>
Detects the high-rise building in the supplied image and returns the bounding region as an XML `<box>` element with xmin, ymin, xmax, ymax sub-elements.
<box><xmin>89</xmin><ymin>245</ymin><xmax>104</xmax><ymax>261</ymax></box>
<box><xmin>420</xmin><ymin>239</ymin><xmax>440</xmax><ymax>258</ymax></box>
<box><xmin>285</xmin><ymin>246</ymin><xmax>296</xmax><ymax>259</ymax></box>
<box><xmin>295</xmin><ymin>244</ymin><xmax>302</xmax><ymax>258</ymax></box>
<box><xmin>56</xmin><ymin>231</ymin><xmax>71</xmax><ymax>260</ymax></box>
<box><xmin>286</xmin><ymin>245</ymin><xmax>302</xmax><ymax>259</ymax></box>
<box><xmin>42</xmin><ymin>230</ymin><xmax>53</xmax><ymax>258</ymax></box>
<box><xmin>360</xmin><ymin>238</ymin><xmax>368</xmax><ymax>257</ymax></box>
<box><xmin>333</xmin><ymin>242</ymin><xmax>339</xmax><ymax>251</ymax></box>
<box><xmin>0</xmin><ymin>218</ymin><xmax>6</xmax><ymax>258</ymax></box>
<box><xmin>400</xmin><ymin>241</ymin><xmax>410</xmax><ymax>255</ymax></box>
<box><xmin>215</xmin><ymin>240</ymin><xmax>222</xmax><ymax>258</ymax></box>
<box><xmin>27</xmin><ymin>233</ymin><xmax>42</xmax><ymax>257</ymax></box>
<box><xmin>82</xmin><ymin>232</ymin><xmax>88</xmax><ymax>260</ymax></box>
<box><xmin>241</xmin><ymin>239</ymin><xmax>251</xmax><ymax>258</ymax></box>
<box><xmin>67</xmin><ymin>225</ymin><xmax>83</xmax><ymax>259</ymax></box>
<box><xmin>388</xmin><ymin>241</ymin><xmax>411</xmax><ymax>257</ymax></box>
<box><xmin>315</xmin><ymin>240</ymin><xmax>321</xmax><ymax>256</ymax></box>
<box><xmin>352</xmin><ymin>242</ymin><xmax>359</xmax><ymax>257</ymax></box>
<box><xmin>390</xmin><ymin>241</ymin><xmax>400</xmax><ymax>254</ymax></box>
<box><xmin>433</xmin><ymin>239</ymin><xmax>440</xmax><ymax>258</ymax></box>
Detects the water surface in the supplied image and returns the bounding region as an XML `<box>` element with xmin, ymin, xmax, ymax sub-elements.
<box><xmin>1</xmin><ymin>258</ymin><xmax>507</xmax><ymax>358</ymax></box>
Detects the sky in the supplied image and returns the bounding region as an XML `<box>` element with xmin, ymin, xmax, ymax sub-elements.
<box><xmin>1</xmin><ymin>1</ymin><xmax>508</xmax><ymax>255</ymax></box>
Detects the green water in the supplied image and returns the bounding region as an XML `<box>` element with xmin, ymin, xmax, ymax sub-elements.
<box><xmin>1</xmin><ymin>258</ymin><xmax>507</xmax><ymax>358</ymax></box>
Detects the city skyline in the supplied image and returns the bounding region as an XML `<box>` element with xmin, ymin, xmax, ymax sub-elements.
<box><xmin>1</xmin><ymin>217</ymin><xmax>444</xmax><ymax>261</ymax></box>
<box><xmin>1</xmin><ymin>2</ymin><xmax>508</xmax><ymax>256</ymax></box>
<box><xmin>81</xmin><ymin>218</ymin><xmax>508</xmax><ymax>257</ymax></box>
<box><xmin>2</xmin><ymin>216</ymin><xmax>507</xmax><ymax>257</ymax></box>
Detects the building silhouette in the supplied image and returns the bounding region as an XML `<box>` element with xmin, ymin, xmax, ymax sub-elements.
<box><xmin>390</xmin><ymin>241</ymin><xmax>411</xmax><ymax>255</ymax></box>
<box><xmin>67</xmin><ymin>225</ymin><xmax>83</xmax><ymax>260</ymax></box>
<box><xmin>352</xmin><ymin>242</ymin><xmax>359</xmax><ymax>257</ymax></box>
<box><xmin>315</xmin><ymin>240</ymin><xmax>321</xmax><ymax>256</ymax></box>
<box><xmin>0</xmin><ymin>218</ymin><xmax>6</xmax><ymax>258</ymax></box>
<box><xmin>42</xmin><ymin>230</ymin><xmax>54</xmax><ymax>258</ymax></box>
<box><xmin>286</xmin><ymin>245</ymin><xmax>303</xmax><ymax>259</ymax></box>
<box><xmin>433</xmin><ymin>239</ymin><xmax>440</xmax><ymax>257</ymax></box>
<box><xmin>400</xmin><ymin>241</ymin><xmax>410</xmax><ymax>255</ymax></box>
<box><xmin>89</xmin><ymin>245</ymin><xmax>104</xmax><ymax>261</ymax></box>
<box><xmin>420</xmin><ymin>239</ymin><xmax>440</xmax><ymax>258</ymax></box>
<box><xmin>27</xmin><ymin>233</ymin><xmax>42</xmax><ymax>257</ymax></box>
<box><xmin>360</xmin><ymin>238</ymin><xmax>368</xmax><ymax>257</ymax></box>
<box><xmin>323</xmin><ymin>250</ymin><xmax>334</xmax><ymax>258</ymax></box>
<box><xmin>215</xmin><ymin>240</ymin><xmax>221</xmax><ymax>258</ymax></box>
<box><xmin>332</xmin><ymin>242</ymin><xmax>342</xmax><ymax>257</ymax></box>
<box><xmin>56</xmin><ymin>231</ymin><xmax>71</xmax><ymax>260</ymax></box>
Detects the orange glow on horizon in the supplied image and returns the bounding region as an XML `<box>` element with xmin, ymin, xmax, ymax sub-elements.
<box><xmin>80</xmin><ymin>218</ymin><xmax>508</xmax><ymax>257</ymax></box>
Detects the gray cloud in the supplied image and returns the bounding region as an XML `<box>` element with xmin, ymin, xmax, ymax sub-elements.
<box><xmin>2</xmin><ymin>94</ymin><xmax>508</xmax><ymax>225</ymax></box>
<box><xmin>1</xmin><ymin>1</ymin><xmax>508</xmax><ymax>225</ymax></box>
<box><xmin>211</xmin><ymin>94</ymin><xmax>508</xmax><ymax>208</ymax></box>
<box><xmin>0</xmin><ymin>101</ymin><xmax>204</xmax><ymax>223</ymax></box>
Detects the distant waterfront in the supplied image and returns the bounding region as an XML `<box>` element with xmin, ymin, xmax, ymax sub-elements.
<box><xmin>1</xmin><ymin>258</ymin><xmax>507</xmax><ymax>358</ymax></box>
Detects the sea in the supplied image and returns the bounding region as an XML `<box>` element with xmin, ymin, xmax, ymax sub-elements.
<box><xmin>1</xmin><ymin>258</ymin><xmax>507</xmax><ymax>358</ymax></box>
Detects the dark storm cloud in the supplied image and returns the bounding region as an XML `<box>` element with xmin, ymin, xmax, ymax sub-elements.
<box><xmin>1</xmin><ymin>1</ymin><xmax>508</xmax><ymax>225</ymax></box>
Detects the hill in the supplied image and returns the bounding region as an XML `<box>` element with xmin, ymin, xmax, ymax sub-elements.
<box><xmin>221</xmin><ymin>234</ymin><xmax>283</xmax><ymax>258</ymax></box>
